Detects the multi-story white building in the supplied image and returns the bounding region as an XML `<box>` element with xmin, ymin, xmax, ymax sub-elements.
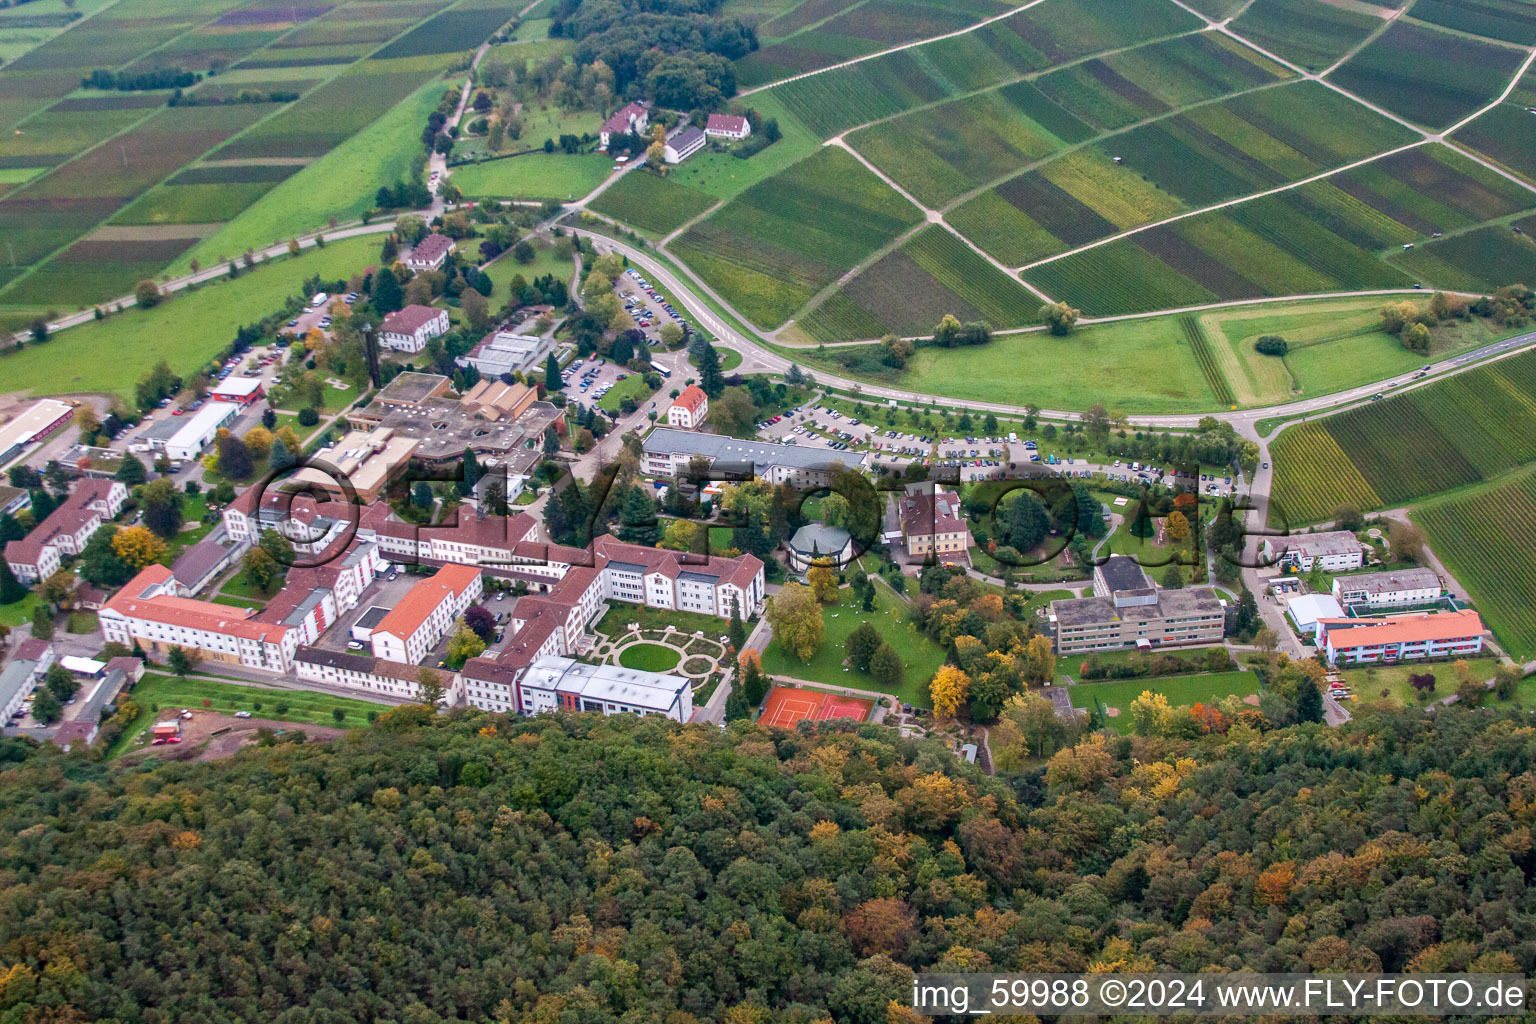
<box><xmin>666</xmin><ymin>385</ymin><xmax>708</xmax><ymax>429</ymax></box>
<box><xmin>1262</xmin><ymin>530</ymin><xmax>1364</xmax><ymax>573</ymax></box>
<box><xmin>1050</xmin><ymin>556</ymin><xmax>1226</xmax><ymax>654</ymax></box>
<box><xmin>101</xmin><ymin>565</ymin><xmax>299</xmax><ymax>672</ymax></box>
<box><xmin>1331</xmin><ymin>568</ymin><xmax>1442</xmax><ymax>610</ymax></box>
<box><xmin>4</xmin><ymin>479</ymin><xmax>127</xmax><ymax>583</ymax></box>
<box><xmin>0</xmin><ymin>637</ymin><xmax>53</xmax><ymax>721</ymax></box>
<box><xmin>511</xmin><ymin>655</ymin><xmax>692</xmax><ymax>721</ymax></box>
<box><xmin>380</xmin><ymin>305</ymin><xmax>450</xmax><ymax>353</ymax></box>
<box><xmin>599</xmin><ymin>101</ymin><xmax>648</xmax><ymax>148</ymax></box>
<box><xmin>705</xmin><ymin>113</ymin><xmax>751</xmax><ymax>140</ymax></box>
<box><xmin>370</xmin><ymin>562</ymin><xmax>483</xmax><ymax>664</ymax></box>
<box><xmin>1317</xmin><ymin>609</ymin><xmax>1485</xmax><ymax>665</ymax></box>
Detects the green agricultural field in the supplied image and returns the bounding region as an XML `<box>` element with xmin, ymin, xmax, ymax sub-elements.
<box><xmin>1328</xmin><ymin>20</ymin><xmax>1527</xmax><ymax>130</ymax></box>
<box><xmin>847</xmin><ymin>81</ymin><xmax>1092</xmax><ymax>206</ymax></box>
<box><xmin>1413</xmin><ymin>0</ymin><xmax>1536</xmax><ymax>46</ymax></box>
<box><xmin>1069</xmin><ymin>670</ymin><xmax>1261</xmax><ymax>733</ymax></box>
<box><xmin>175</xmin><ymin>80</ymin><xmax>447</xmax><ymax>272</ymax></box>
<box><xmin>1391</xmin><ymin>226</ymin><xmax>1536</xmax><ymax>293</ymax></box>
<box><xmin>759</xmin><ymin>586</ymin><xmax>946</xmax><ymax>707</ymax></box>
<box><xmin>1271</xmin><ymin>347</ymin><xmax>1536</xmax><ymax>523</ymax></box>
<box><xmin>797</xmin><ymin>225</ymin><xmax>1039</xmax><ymax>341</ymax></box>
<box><xmin>1452</xmin><ymin>94</ymin><xmax>1536</xmax><ymax>183</ymax></box>
<box><xmin>1414</xmin><ymin>468</ymin><xmax>1536</xmax><ymax>660</ymax></box>
<box><xmin>1036</xmin><ymin>32</ymin><xmax>1290</xmax><ymax>132</ymax></box>
<box><xmin>587</xmin><ymin>169</ymin><xmax>718</xmax><ymax>235</ymax></box>
<box><xmin>670</xmin><ymin>146</ymin><xmax>922</xmax><ymax>329</ymax></box>
<box><xmin>450</xmin><ymin>152</ymin><xmax>615</xmax><ymax>201</ymax></box>
<box><xmin>1228</xmin><ymin>0</ymin><xmax>1382</xmax><ymax>72</ymax></box>
<box><xmin>0</xmin><ymin>235</ymin><xmax>377</xmax><ymax>400</ymax></box>
<box><xmin>853</xmin><ymin>314</ymin><xmax>1219</xmax><ymax>413</ymax></box>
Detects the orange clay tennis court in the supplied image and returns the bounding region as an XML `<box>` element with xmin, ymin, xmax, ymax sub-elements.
<box><xmin>759</xmin><ymin>686</ymin><xmax>874</xmax><ymax>728</ymax></box>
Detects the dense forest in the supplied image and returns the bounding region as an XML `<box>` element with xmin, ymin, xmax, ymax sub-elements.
<box><xmin>0</xmin><ymin>705</ymin><xmax>1532</xmax><ymax>1022</ymax></box>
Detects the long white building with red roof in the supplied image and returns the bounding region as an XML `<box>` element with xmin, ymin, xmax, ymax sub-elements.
<box><xmin>101</xmin><ymin>565</ymin><xmax>301</xmax><ymax>673</ymax></box>
<box><xmin>1316</xmin><ymin>609</ymin><xmax>1486</xmax><ymax>665</ymax></box>
<box><xmin>5</xmin><ymin>478</ymin><xmax>128</xmax><ymax>583</ymax></box>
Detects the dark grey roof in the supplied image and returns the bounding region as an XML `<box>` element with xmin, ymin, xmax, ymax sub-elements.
<box><xmin>171</xmin><ymin>536</ymin><xmax>235</xmax><ymax>587</ymax></box>
<box><xmin>644</xmin><ymin>427</ymin><xmax>862</xmax><ymax>473</ymax></box>
<box><xmin>1098</xmin><ymin>555</ymin><xmax>1152</xmax><ymax>593</ymax></box>
<box><xmin>355</xmin><ymin>606</ymin><xmax>390</xmax><ymax>629</ymax></box>
<box><xmin>607</xmin><ymin>560</ymin><xmax>647</xmax><ymax>573</ymax></box>
<box><xmin>295</xmin><ymin>647</ymin><xmax>375</xmax><ymax>672</ymax></box>
<box><xmin>677</xmin><ymin>570</ymin><xmax>719</xmax><ymax>584</ymax></box>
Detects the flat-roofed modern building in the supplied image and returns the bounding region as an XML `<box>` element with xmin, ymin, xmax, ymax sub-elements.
<box><xmin>1331</xmin><ymin>567</ymin><xmax>1442</xmax><ymax>610</ymax></box>
<box><xmin>642</xmin><ymin>427</ymin><xmax>864</xmax><ymax>488</ymax></box>
<box><xmin>471</xmin><ymin>654</ymin><xmax>692</xmax><ymax>721</ymax></box>
<box><xmin>1049</xmin><ymin>555</ymin><xmax>1225</xmax><ymax>653</ymax></box>
<box><xmin>1261</xmin><ymin>530</ymin><xmax>1364</xmax><ymax>573</ymax></box>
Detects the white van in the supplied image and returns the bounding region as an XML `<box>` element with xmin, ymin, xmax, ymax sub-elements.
<box><xmin>311</xmin><ymin>292</ymin><xmax>328</xmax><ymax>308</ymax></box>
<box><xmin>1008</xmin><ymin>432</ymin><xmax>1018</xmax><ymax>442</ymax></box>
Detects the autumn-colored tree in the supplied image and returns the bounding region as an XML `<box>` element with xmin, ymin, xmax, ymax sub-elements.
<box><xmin>766</xmin><ymin>582</ymin><xmax>823</xmax><ymax>662</ymax></box>
<box><xmin>841</xmin><ymin>897</ymin><xmax>915</xmax><ymax>957</ymax></box>
<box><xmin>446</xmin><ymin>620</ymin><xmax>486</xmax><ymax>667</ymax></box>
<box><xmin>806</xmin><ymin>558</ymin><xmax>837</xmax><ymax>603</ymax></box>
<box><xmin>1129</xmin><ymin>690</ymin><xmax>1172</xmax><ymax>737</ymax></box>
<box><xmin>111</xmin><ymin>525</ymin><xmax>165</xmax><ymax>569</ymax></box>
<box><xmin>1020</xmin><ymin>634</ymin><xmax>1056</xmax><ymax>686</ymax></box>
<box><xmin>929</xmin><ymin>664</ymin><xmax>971</xmax><ymax>719</ymax></box>
<box><xmin>1165</xmin><ymin>510</ymin><xmax>1189</xmax><ymax>542</ymax></box>
<box><xmin>242</xmin><ymin>426</ymin><xmax>274</xmax><ymax>463</ymax></box>
<box><xmin>1255</xmin><ymin>861</ymin><xmax>1296</xmax><ymax>907</ymax></box>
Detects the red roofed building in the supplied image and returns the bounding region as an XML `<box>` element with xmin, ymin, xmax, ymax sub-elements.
<box><xmin>896</xmin><ymin>482</ymin><xmax>969</xmax><ymax>563</ymax></box>
<box><xmin>101</xmin><ymin>565</ymin><xmax>299</xmax><ymax>672</ymax></box>
<box><xmin>370</xmin><ymin>562</ymin><xmax>484</xmax><ymax>664</ymax></box>
<box><xmin>5</xmin><ymin>478</ymin><xmax>127</xmax><ymax>583</ymax></box>
<box><xmin>402</xmin><ymin>232</ymin><xmax>455</xmax><ymax>272</ymax></box>
<box><xmin>380</xmin><ymin>304</ymin><xmax>450</xmax><ymax>353</ymax></box>
<box><xmin>705</xmin><ymin>113</ymin><xmax>751</xmax><ymax>140</ymax></box>
<box><xmin>666</xmin><ymin>384</ymin><xmax>709</xmax><ymax>429</ymax></box>
<box><xmin>1317</xmin><ymin>609</ymin><xmax>1486</xmax><ymax>665</ymax></box>
<box><xmin>599</xmin><ymin>101</ymin><xmax>648</xmax><ymax>148</ymax></box>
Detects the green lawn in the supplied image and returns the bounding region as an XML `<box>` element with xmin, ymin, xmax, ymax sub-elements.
<box><xmin>658</xmin><ymin>92</ymin><xmax>820</xmax><ymax>202</ymax></box>
<box><xmin>690</xmin><ymin>347</ymin><xmax>742</xmax><ymax>372</ymax></box>
<box><xmin>66</xmin><ymin>611</ymin><xmax>98</xmax><ymax>634</ymax></box>
<box><xmin>596</xmin><ymin>603</ymin><xmax>728</xmax><ymax>639</ymax></box>
<box><xmin>158</xmin><ymin>493</ymin><xmax>213</xmax><ymax>560</ymax></box>
<box><xmin>760</xmin><ymin>586</ymin><xmax>946</xmax><ymax>707</ymax></box>
<box><xmin>482</xmin><ymin>240</ymin><xmax>573</xmax><ymax>299</ymax></box>
<box><xmin>1068</xmin><ymin>670</ymin><xmax>1261</xmax><ymax>733</ymax></box>
<box><xmin>451</xmin><ymin>152</ymin><xmax>616</xmax><ymax>201</ymax></box>
<box><xmin>617</xmin><ymin>643</ymin><xmax>682</xmax><ymax>671</ymax></box>
<box><xmin>110</xmin><ymin>672</ymin><xmax>383</xmax><ymax>757</ymax></box>
<box><xmin>596</xmin><ymin>372</ymin><xmax>656</xmax><ymax>414</ymax></box>
<box><xmin>1339</xmin><ymin>657</ymin><xmax>1502</xmax><ymax>709</ymax></box>
<box><xmin>173</xmin><ymin>81</ymin><xmax>446</xmax><ymax>273</ymax></box>
<box><xmin>219</xmin><ymin>566</ymin><xmax>285</xmax><ymax>601</ymax></box>
<box><xmin>0</xmin><ymin>592</ymin><xmax>41</xmax><ymax>628</ymax></box>
<box><xmin>0</xmin><ymin>236</ymin><xmax>378</xmax><ymax>401</ymax></box>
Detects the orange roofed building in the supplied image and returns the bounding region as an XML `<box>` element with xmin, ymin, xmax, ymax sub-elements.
<box><xmin>101</xmin><ymin>565</ymin><xmax>300</xmax><ymax>673</ymax></box>
<box><xmin>370</xmin><ymin>562</ymin><xmax>484</xmax><ymax>664</ymax></box>
<box><xmin>1316</xmin><ymin>609</ymin><xmax>1485</xmax><ymax>666</ymax></box>
<box><xmin>666</xmin><ymin>385</ymin><xmax>709</xmax><ymax>430</ymax></box>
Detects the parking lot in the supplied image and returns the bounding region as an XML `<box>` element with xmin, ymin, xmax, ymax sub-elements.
<box><xmin>280</xmin><ymin>288</ymin><xmax>358</xmax><ymax>343</ymax></box>
<box><xmin>616</xmin><ymin>267</ymin><xmax>693</xmax><ymax>345</ymax></box>
<box><xmin>561</xmin><ymin>355</ymin><xmax>650</xmax><ymax>416</ymax></box>
<box><xmin>755</xmin><ymin>400</ymin><xmax>1246</xmax><ymax>496</ymax></box>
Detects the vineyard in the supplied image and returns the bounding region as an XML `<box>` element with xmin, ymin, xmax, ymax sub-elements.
<box><xmin>1229</xmin><ymin>0</ymin><xmax>1379</xmax><ymax>71</ymax></box>
<box><xmin>1270</xmin><ymin>349</ymin><xmax>1536</xmax><ymax>523</ymax></box>
<box><xmin>1415</xmin><ymin>470</ymin><xmax>1536</xmax><ymax>660</ymax></box>
<box><xmin>671</xmin><ymin>146</ymin><xmax>922</xmax><ymax>328</ymax></box>
<box><xmin>1180</xmin><ymin>316</ymin><xmax>1235</xmax><ymax>407</ymax></box>
<box><xmin>587</xmin><ymin>169</ymin><xmax>718</xmax><ymax>235</ymax></box>
<box><xmin>797</xmin><ymin>224</ymin><xmax>1037</xmax><ymax>341</ymax></box>
<box><xmin>1328</xmin><ymin>20</ymin><xmax>1528</xmax><ymax>130</ymax></box>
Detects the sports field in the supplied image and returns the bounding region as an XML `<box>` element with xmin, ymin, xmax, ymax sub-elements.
<box><xmin>758</xmin><ymin>685</ymin><xmax>874</xmax><ymax>728</ymax></box>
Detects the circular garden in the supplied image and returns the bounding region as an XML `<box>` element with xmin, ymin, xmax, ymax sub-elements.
<box><xmin>618</xmin><ymin>643</ymin><xmax>682</xmax><ymax>672</ymax></box>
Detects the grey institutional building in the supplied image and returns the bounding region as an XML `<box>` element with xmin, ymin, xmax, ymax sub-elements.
<box><xmin>642</xmin><ymin>427</ymin><xmax>866</xmax><ymax>488</ymax></box>
<box><xmin>1049</xmin><ymin>556</ymin><xmax>1226</xmax><ymax>654</ymax></box>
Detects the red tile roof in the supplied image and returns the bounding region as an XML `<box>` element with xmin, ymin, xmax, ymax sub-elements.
<box><xmin>373</xmin><ymin>562</ymin><xmax>481</xmax><ymax>641</ymax></box>
<box><xmin>382</xmin><ymin>304</ymin><xmax>445</xmax><ymax>335</ymax></box>
<box><xmin>104</xmin><ymin>566</ymin><xmax>289</xmax><ymax>644</ymax></box>
<box><xmin>706</xmin><ymin>113</ymin><xmax>748</xmax><ymax>134</ymax></box>
<box><xmin>1319</xmin><ymin>609</ymin><xmax>1485</xmax><ymax>649</ymax></box>
<box><xmin>671</xmin><ymin>385</ymin><xmax>707</xmax><ymax>415</ymax></box>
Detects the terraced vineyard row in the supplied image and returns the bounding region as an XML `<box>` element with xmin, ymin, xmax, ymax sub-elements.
<box><xmin>1416</xmin><ymin>471</ymin><xmax>1536</xmax><ymax>660</ymax></box>
<box><xmin>1271</xmin><ymin>349</ymin><xmax>1536</xmax><ymax>523</ymax></box>
<box><xmin>1180</xmin><ymin>315</ymin><xmax>1235</xmax><ymax>407</ymax></box>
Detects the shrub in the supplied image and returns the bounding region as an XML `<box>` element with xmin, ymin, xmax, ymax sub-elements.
<box><xmin>1254</xmin><ymin>335</ymin><xmax>1288</xmax><ymax>356</ymax></box>
<box><xmin>297</xmin><ymin>408</ymin><xmax>320</xmax><ymax>427</ymax></box>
